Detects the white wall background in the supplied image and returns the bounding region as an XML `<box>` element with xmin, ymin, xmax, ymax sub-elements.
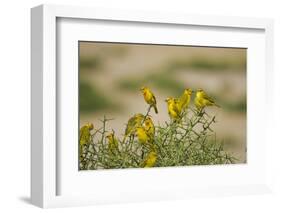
<box><xmin>0</xmin><ymin>0</ymin><xmax>280</xmax><ymax>212</ymax></box>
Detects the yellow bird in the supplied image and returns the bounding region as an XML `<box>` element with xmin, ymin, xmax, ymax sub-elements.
<box><xmin>79</xmin><ymin>123</ymin><xmax>94</xmax><ymax>147</ymax></box>
<box><xmin>179</xmin><ymin>88</ymin><xmax>193</xmax><ymax>112</ymax></box>
<box><xmin>194</xmin><ymin>88</ymin><xmax>220</xmax><ymax>110</ymax></box>
<box><xmin>142</xmin><ymin>151</ymin><xmax>157</xmax><ymax>168</ymax></box>
<box><xmin>165</xmin><ymin>97</ymin><xmax>181</xmax><ymax>120</ymax></box>
<box><xmin>106</xmin><ymin>132</ymin><xmax>119</xmax><ymax>153</ymax></box>
<box><xmin>140</xmin><ymin>87</ymin><xmax>158</xmax><ymax>114</ymax></box>
<box><xmin>144</xmin><ymin>116</ymin><xmax>155</xmax><ymax>141</ymax></box>
<box><xmin>136</xmin><ymin>126</ymin><xmax>149</xmax><ymax>144</ymax></box>
<box><xmin>124</xmin><ymin>113</ymin><xmax>145</xmax><ymax>137</ymax></box>
<box><xmin>79</xmin><ymin>123</ymin><xmax>94</xmax><ymax>161</ymax></box>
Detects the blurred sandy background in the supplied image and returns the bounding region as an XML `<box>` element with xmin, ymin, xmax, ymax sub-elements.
<box><xmin>79</xmin><ymin>41</ymin><xmax>246</xmax><ymax>163</ymax></box>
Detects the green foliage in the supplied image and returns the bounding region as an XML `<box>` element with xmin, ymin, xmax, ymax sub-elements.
<box><xmin>147</xmin><ymin>73</ymin><xmax>185</xmax><ymax>95</ymax></box>
<box><xmin>79</xmin><ymin>107</ymin><xmax>236</xmax><ymax>170</ymax></box>
<box><xmin>222</xmin><ymin>99</ymin><xmax>246</xmax><ymax>113</ymax></box>
<box><xmin>167</xmin><ymin>56</ymin><xmax>246</xmax><ymax>72</ymax></box>
<box><xmin>79</xmin><ymin>56</ymin><xmax>101</xmax><ymax>70</ymax></box>
<box><xmin>119</xmin><ymin>74</ymin><xmax>246</xmax><ymax>113</ymax></box>
<box><xmin>210</xmin><ymin>94</ymin><xmax>247</xmax><ymax>113</ymax></box>
<box><xmin>119</xmin><ymin>72</ymin><xmax>185</xmax><ymax>96</ymax></box>
<box><xmin>79</xmin><ymin>81</ymin><xmax>119</xmax><ymax>113</ymax></box>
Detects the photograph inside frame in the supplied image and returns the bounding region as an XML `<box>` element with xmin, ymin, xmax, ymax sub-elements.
<box><xmin>78</xmin><ymin>41</ymin><xmax>247</xmax><ymax>170</ymax></box>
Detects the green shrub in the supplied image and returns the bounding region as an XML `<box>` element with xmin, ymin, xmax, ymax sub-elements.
<box><xmin>79</xmin><ymin>106</ymin><xmax>235</xmax><ymax>170</ymax></box>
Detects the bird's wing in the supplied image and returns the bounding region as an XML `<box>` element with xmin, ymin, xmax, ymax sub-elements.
<box><xmin>125</xmin><ymin>122</ymin><xmax>134</xmax><ymax>135</ymax></box>
<box><xmin>202</xmin><ymin>93</ymin><xmax>215</xmax><ymax>103</ymax></box>
<box><xmin>172</xmin><ymin>103</ymin><xmax>180</xmax><ymax>114</ymax></box>
<box><xmin>174</xmin><ymin>99</ymin><xmax>181</xmax><ymax>112</ymax></box>
<box><xmin>179</xmin><ymin>94</ymin><xmax>186</xmax><ymax>104</ymax></box>
<box><xmin>79</xmin><ymin>127</ymin><xmax>86</xmax><ymax>141</ymax></box>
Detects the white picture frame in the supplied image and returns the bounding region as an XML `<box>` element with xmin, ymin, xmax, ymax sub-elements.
<box><xmin>31</xmin><ymin>4</ymin><xmax>274</xmax><ymax>208</ymax></box>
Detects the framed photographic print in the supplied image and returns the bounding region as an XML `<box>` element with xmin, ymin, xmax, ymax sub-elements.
<box><xmin>77</xmin><ymin>41</ymin><xmax>246</xmax><ymax>170</ymax></box>
<box><xmin>31</xmin><ymin>4</ymin><xmax>274</xmax><ymax>208</ymax></box>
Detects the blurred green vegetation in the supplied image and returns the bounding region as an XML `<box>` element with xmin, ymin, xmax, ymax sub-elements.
<box><xmin>166</xmin><ymin>56</ymin><xmax>246</xmax><ymax>72</ymax></box>
<box><xmin>102</xmin><ymin>46</ymin><xmax>128</xmax><ymax>57</ymax></box>
<box><xmin>119</xmin><ymin>72</ymin><xmax>186</xmax><ymax>96</ymax></box>
<box><xmin>118</xmin><ymin>53</ymin><xmax>246</xmax><ymax>113</ymax></box>
<box><xmin>221</xmin><ymin>99</ymin><xmax>246</xmax><ymax>113</ymax></box>
<box><xmin>212</xmin><ymin>94</ymin><xmax>247</xmax><ymax>113</ymax></box>
<box><xmin>79</xmin><ymin>81</ymin><xmax>120</xmax><ymax>113</ymax></box>
<box><xmin>119</xmin><ymin>73</ymin><xmax>246</xmax><ymax>113</ymax></box>
<box><xmin>79</xmin><ymin>56</ymin><xmax>101</xmax><ymax>70</ymax></box>
<box><xmin>118</xmin><ymin>55</ymin><xmax>246</xmax><ymax>93</ymax></box>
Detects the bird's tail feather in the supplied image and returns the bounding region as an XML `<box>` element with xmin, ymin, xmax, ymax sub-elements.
<box><xmin>214</xmin><ymin>103</ymin><xmax>221</xmax><ymax>108</ymax></box>
<box><xmin>153</xmin><ymin>105</ymin><xmax>158</xmax><ymax>114</ymax></box>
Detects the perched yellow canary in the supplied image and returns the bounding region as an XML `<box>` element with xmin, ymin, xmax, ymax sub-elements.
<box><xmin>144</xmin><ymin>116</ymin><xmax>155</xmax><ymax>141</ymax></box>
<box><xmin>194</xmin><ymin>89</ymin><xmax>220</xmax><ymax>110</ymax></box>
<box><xmin>79</xmin><ymin>123</ymin><xmax>94</xmax><ymax>147</ymax></box>
<box><xmin>165</xmin><ymin>97</ymin><xmax>181</xmax><ymax>120</ymax></box>
<box><xmin>140</xmin><ymin>87</ymin><xmax>158</xmax><ymax>114</ymax></box>
<box><xmin>125</xmin><ymin>113</ymin><xmax>145</xmax><ymax>137</ymax></box>
<box><xmin>179</xmin><ymin>88</ymin><xmax>193</xmax><ymax>112</ymax></box>
<box><xmin>106</xmin><ymin>132</ymin><xmax>119</xmax><ymax>152</ymax></box>
<box><xmin>142</xmin><ymin>151</ymin><xmax>157</xmax><ymax>168</ymax></box>
<box><xmin>136</xmin><ymin>126</ymin><xmax>149</xmax><ymax>144</ymax></box>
